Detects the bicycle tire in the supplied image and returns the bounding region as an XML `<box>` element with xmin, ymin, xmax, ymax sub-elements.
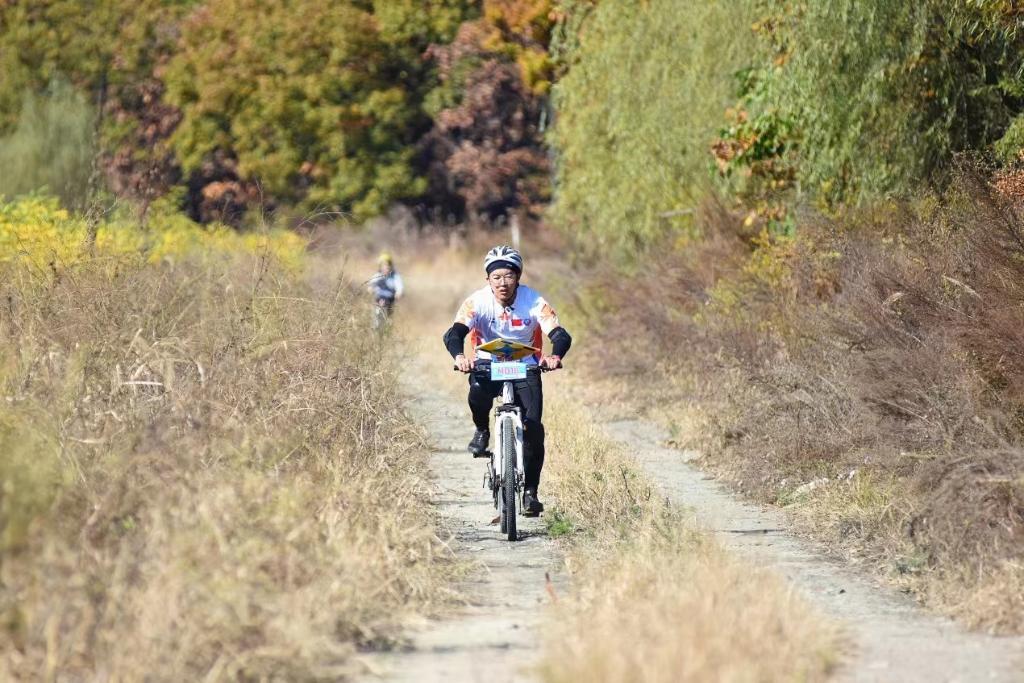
<box><xmin>499</xmin><ymin>473</ymin><xmax>507</xmax><ymax>534</ymax></box>
<box><xmin>496</xmin><ymin>433</ymin><xmax>508</xmax><ymax>534</ymax></box>
<box><xmin>501</xmin><ymin>416</ymin><xmax>517</xmax><ymax>541</ymax></box>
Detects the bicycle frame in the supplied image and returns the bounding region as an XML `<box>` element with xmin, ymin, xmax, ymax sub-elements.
<box><xmin>491</xmin><ymin>380</ymin><xmax>525</xmax><ymax>502</ymax></box>
<box><xmin>462</xmin><ymin>337</ymin><xmax>542</xmax><ymax>541</ymax></box>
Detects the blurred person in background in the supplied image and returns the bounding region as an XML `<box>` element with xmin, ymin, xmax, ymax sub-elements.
<box><xmin>368</xmin><ymin>252</ymin><xmax>404</xmax><ymax>328</ymax></box>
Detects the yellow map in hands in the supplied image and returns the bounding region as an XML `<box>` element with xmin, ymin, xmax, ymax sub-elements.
<box><xmin>475</xmin><ymin>338</ymin><xmax>539</xmax><ymax>361</ymax></box>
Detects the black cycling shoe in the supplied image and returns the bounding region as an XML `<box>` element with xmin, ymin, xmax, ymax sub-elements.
<box><xmin>523</xmin><ymin>489</ymin><xmax>544</xmax><ymax>515</ymax></box>
<box><xmin>468</xmin><ymin>429</ymin><xmax>490</xmax><ymax>456</ymax></box>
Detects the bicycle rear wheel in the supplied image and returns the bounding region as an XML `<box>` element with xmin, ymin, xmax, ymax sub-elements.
<box><xmin>500</xmin><ymin>416</ymin><xmax>517</xmax><ymax>541</ymax></box>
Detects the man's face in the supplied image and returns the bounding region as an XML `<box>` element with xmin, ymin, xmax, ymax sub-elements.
<box><xmin>487</xmin><ymin>267</ymin><xmax>519</xmax><ymax>303</ymax></box>
<box><xmin>380</xmin><ymin>262</ymin><xmax>393</xmax><ymax>275</ymax></box>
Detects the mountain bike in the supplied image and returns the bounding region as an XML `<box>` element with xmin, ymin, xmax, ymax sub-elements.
<box><xmin>371</xmin><ymin>297</ymin><xmax>394</xmax><ymax>332</ymax></box>
<box><xmin>461</xmin><ymin>339</ymin><xmax>545</xmax><ymax>542</ymax></box>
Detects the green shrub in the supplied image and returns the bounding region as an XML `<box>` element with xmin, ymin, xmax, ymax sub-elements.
<box><xmin>0</xmin><ymin>81</ymin><xmax>95</xmax><ymax>206</ymax></box>
<box><xmin>549</xmin><ymin>0</ymin><xmax>762</xmax><ymax>256</ymax></box>
<box><xmin>550</xmin><ymin>0</ymin><xmax>1024</xmax><ymax>256</ymax></box>
<box><xmin>763</xmin><ymin>0</ymin><xmax>1022</xmax><ymax>205</ymax></box>
<box><xmin>163</xmin><ymin>0</ymin><xmax>471</xmax><ymax>219</ymax></box>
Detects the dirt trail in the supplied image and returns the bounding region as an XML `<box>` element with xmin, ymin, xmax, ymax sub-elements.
<box><xmin>355</xmin><ymin>369</ymin><xmax>565</xmax><ymax>683</ymax></box>
<box><xmin>348</xmin><ymin>254</ymin><xmax>1022</xmax><ymax>682</ymax></box>
<box><xmin>603</xmin><ymin>419</ymin><xmax>1024</xmax><ymax>682</ymax></box>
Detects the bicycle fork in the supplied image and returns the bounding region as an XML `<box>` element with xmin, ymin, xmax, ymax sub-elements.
<box><xmin>483</xmin><ymin>382</ymin><xmax>525</xmax><ymax>503</ymax></box>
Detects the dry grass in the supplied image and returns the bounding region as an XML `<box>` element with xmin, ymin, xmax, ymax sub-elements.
<box><xmin>553</xmin><ymin>175</ymin><xmax>1024</xmax><ymax>633</ymax></box>
<box><xmin>537</xmin><ymin>399</ymin><xmax>841</xmax><ymax>683</ymax></box>
<box><xmin>0</xmin><ymin>246</ymin><xmax>455</xmax><ymax>680</ymax></box>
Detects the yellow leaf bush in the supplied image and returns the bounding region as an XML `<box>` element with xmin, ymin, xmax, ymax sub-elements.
<box><xmin>0</xmin><ymin>195</ymin><xmax>306</xmax><ymax>271</ymax></box>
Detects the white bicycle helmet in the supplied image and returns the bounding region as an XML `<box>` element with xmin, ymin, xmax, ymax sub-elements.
<box><xmin>484</xmin><ymin>245</ymin><xmax>523</xmax><ymax>275</ymax></box>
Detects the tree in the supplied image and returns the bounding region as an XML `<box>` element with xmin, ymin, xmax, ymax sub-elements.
<box><xmin>0</xmin><ymin>0</ymin><xmax>191</xmax><ymax>205</ymax></box>
<box><xmin>163</xmin><ymin>0</ymin><xmax>473</xmax><ymax>222</ymax></box>
<box><xmin>418</xmin><ymin>1</ymin><xmax>555</xmax><ymax>224</ymax></box>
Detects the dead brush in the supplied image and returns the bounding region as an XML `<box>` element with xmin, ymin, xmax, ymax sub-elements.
<box><xmin>0</xmin><ymin>249</ymin><xmax>455</xmax><ymax>680</ymax></box>
<box><xmin>561</xmin><ymin>173</ymin><xmax>1024</xmax><ymax>632</ymax></box>
<box><xmin>563</xmin><ymin>195</ymin><xmax>750</xmax><ymax>393</ymax></box>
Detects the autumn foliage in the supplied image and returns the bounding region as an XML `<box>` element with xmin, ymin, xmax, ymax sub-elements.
<box><xmin>420</xmin><ymin>2</ymin><xmax>555</xmax><ymax>223</ymax></box>
<box><xmin>0</xmin><ymin>0</ymin><xmax>561</xmax><ymax>226</ymax></box>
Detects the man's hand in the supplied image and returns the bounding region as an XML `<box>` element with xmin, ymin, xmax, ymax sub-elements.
<box><xmin>540</xmin><ymin>355</ymin><xmax>562</xmax><ymax>370</ymax></box>
<box><xmin>454</xmin><ymin>353</ymin><xmax>472</xmax><ymax>373</ymax></box>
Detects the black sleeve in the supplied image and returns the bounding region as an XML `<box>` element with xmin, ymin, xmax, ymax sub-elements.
<box><xmin>443</xmin><ymin>323</ymin><xmax>470</xmax><ymax>359</ymax></box>
<box><xmin>548</xmin><ymin>327</ymin><xmax>572</xmax><ymax>358</ymax></box>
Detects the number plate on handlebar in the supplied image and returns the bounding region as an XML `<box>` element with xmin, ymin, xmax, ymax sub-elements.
<box><xmin>491</xmin><ymin>361</ymin><xmax>528</xmax><ymax>381</ymax></box>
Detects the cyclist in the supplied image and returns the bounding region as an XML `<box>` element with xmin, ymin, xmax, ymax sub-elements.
<box><xmin>367</xmin><ymin>252</ymin><xmax>404</xmax><ymax>322</ymax></box>
<box><xmin>443</xmin><ymin>246</ymin><xmax>572</xmax><ymax>515</ymax></box>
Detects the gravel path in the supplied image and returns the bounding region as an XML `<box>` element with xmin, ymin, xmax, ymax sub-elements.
<box><xmin>603</xmin><ymin>419</ymin><xmax>1024</xmax><ymax>683</ymax></box>
<box><xmin>355</xmin><ymin>374</ymin><xmax>564</xmax><ymax>683</ymax></box>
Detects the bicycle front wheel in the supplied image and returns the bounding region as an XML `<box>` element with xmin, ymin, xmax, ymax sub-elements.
<box><xmin>500</xmin><ymin>416</ymin><xmax>517</xmax><ymax>541</ymax></box>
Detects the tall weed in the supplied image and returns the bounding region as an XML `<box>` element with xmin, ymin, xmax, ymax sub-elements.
<box><xmin>0</xmin><ymin>232</ymin><xmax>452</xmax><ymax>678</ymax></box>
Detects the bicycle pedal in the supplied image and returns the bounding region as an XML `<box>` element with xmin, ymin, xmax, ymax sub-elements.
<box><xmin>472</xmin><ymin>449</ymin><xmax>492</xmax><ymax>459</ymax></box>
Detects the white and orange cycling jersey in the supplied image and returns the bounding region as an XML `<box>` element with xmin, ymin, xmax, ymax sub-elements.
<box><xmin>454</xmin><ymin>284</ymin><xmax>561</xmax><ymax>364</ymax></box>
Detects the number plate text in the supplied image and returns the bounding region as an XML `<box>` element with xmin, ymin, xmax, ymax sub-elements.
<box><xmin>491</xmin><ymin>361</ymin><xmax>527</xmax><ymax>381</ymax></box>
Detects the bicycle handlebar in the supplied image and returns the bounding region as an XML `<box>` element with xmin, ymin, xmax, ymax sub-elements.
<box><xmin>451</xmin><ymin>361</ymin><xmax>561</xmax><ymax>373</ymax></box>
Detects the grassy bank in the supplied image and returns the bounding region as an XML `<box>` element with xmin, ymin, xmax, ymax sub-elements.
<box><xmin>537</xmin><ymin>398</ymin><xmax>840</xmax><ymax>682</ymax></box>
<box><xmin>557</xmin><ymin>180</ymin><xmax>1024</xmax><ymax>634</ymax></box>
<box><xmin>0</xmin><ymin>208</ymin><xmax>454</xmax><ymax>679</ymax></box>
